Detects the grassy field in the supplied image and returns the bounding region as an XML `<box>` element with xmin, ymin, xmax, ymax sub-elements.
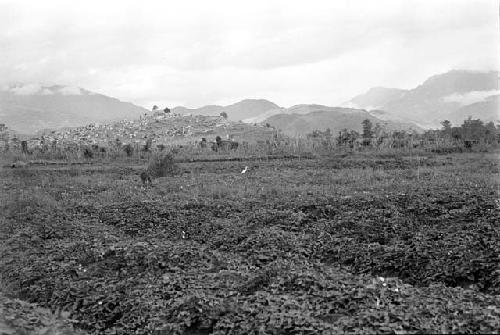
<box><xmin>1</xmin><ymin>150</ymin><xmax>499</xmax><ymax>334</ymax></box>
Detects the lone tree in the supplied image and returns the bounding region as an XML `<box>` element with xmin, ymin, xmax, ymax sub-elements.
<box><xmin>362</xmin><ymin>119</ymin><xmax>373</xmax><ymax>139</ymax></box>
<box><xmin>152</xmin><ymin>105</ymin><xmax>159</xmax><ymax>111</ymax></box>
<box><xmin>164</xmin><ymin>107</ymin><xmax>171</xmax><ymax>113</ymax></box>
<box><xmin>362</xmin><ymin>119</ymin><xmax>373</xmax><ymax>146</ymax></box>
<box><xmin>220</xmin><ymin>112</ymin><xmax>228</xmax><ymax>119</ymax></box>
<box><xmin>441</xmin><ymin>120</ymin><xmax>452</xmax><ymax>137</ymax></box>
<box><xmin>21</xmin><ymin>140</ymin><xmax>29</xmax><ymax>154</ymax></box>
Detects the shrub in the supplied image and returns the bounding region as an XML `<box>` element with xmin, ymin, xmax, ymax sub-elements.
<box><xmin>143</xmin><ymin>138</ymin><xmax>153</xmax><ymax>152</ymax></box>
<box><xmin>83</xmin><ymin>147</ymin><xmax>93</xmax><ymax>159</ymax></box>
<box><xmin>147</xmin><ymin>152</ymin><xmax>179</xmax><ymax>179</ymax></box>
<box><xmin>123</xmin><ymin>144</ymin><xmax>134</xmax><ymax>157</ymax></box>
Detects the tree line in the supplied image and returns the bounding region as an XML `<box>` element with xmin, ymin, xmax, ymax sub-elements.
<box><xmin>307</xmin><ymin>117</ymin><xmax>499</xmax><ymax>150</ymax></box>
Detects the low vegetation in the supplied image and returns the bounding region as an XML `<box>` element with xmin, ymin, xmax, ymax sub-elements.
<box><xmin>146</xmin><ymin>152</ymin><xmax>179</xmax><ymax>180</ymax></box>
<box><xmin>0</xmin><ymin>293</ymin><xmax>85</xmax><ymax>335</ymax></box>
<box><xmin>0</xmin><ymin>118</ymin><xmax>499</xmax><ymax>334</ymax></box>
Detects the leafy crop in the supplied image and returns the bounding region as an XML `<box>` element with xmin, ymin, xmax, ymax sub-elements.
<box><xmin>0</xmin><ymin>152</ymin><xmax>499</xmax><ymax>334</ymax></box>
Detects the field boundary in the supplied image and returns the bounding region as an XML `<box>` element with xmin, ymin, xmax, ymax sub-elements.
<box><xmin>2</xmin><ymin>154</ymin><xmax>316</xmax><ymax>168</ymax></box>
<box><xmin>176</xmin><ymin>154</ymin><xmax>315</xmax><ymax>164</ymax></box>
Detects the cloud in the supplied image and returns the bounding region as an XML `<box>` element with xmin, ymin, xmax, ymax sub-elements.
<box><xmin>0</xmin><ymin>0</ymin><xmax>497</xmax><ymax>108</ymax></box>
<box><xmin>58</xmin><ymin>86</ymin><xmax>83</xmax><ymax>95</ymax></box>
<box><xmin>10</xmin><ymin>83</ymin><xmax>42</xmax><ymax>95</ymax></box>
<box><xmin>41</xmin><ymin>88</ymin><xmax>54</xmax><ymax>95</ymax></box>
<box><xmin>443</xmin><ymin>90</ymin><xmax>500</xmax><ymax>105</ymax></box>
<box><xmin>1</xmin><ymin>83</ymin><xmax>83</xmax><ymax>95</ymax></box>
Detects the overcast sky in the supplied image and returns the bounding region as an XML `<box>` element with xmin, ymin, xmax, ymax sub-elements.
<box><xmin>0</xmin><ymin>0</ymin><xmax>498</xmax><ymax>109</ymax></box>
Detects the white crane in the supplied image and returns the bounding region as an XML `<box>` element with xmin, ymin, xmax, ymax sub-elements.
<box><xmin>241</xmin><ymin>166</ymin><xmax>249</xmax><ymax>174</ymax></box>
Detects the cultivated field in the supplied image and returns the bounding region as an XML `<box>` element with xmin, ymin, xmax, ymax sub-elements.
<box><xmin>1</xmin><ymin>150</ymin><xmax>499</xmax><ymax>334</ymax></box>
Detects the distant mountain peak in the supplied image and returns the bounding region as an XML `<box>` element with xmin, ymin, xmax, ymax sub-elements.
<box><xmin>0</xmin><ymin>83</ymin><xmax>147</xmax><ymax>134</ymax></box>
<box><xmin>417</xmin><ymin>69</ymin><xmax>498</xmax><ymax>93</ymax></box>
<box><xmin>172</xmin><ymin>98</ymin><xmax>281</xmax><ymax>121</ymax></box>
<box><xmin>263</xmin><ymin>107</ymin><xmax>421</xmax><ymax>137</ymax></box>
<box><xmin>347</xmin><ymin>87</ymin><xmax>408</xmax><ymax>110</ymax></box>
<box><xmin>238</xmin><ymin>98</ymin><xmax>276</xmax><ymax>103</ymax></box>
<box><xmin>348</xmin><ymin>69</ymin><xmax>498</xmax><ymax>128</ymax></box>
<box><xmin>229</xmin><ymin>99</ymin><xmax>280</xmax><ymax>109</ymax></box>
<box><xmin>366</xmin><ymin>86</ymin><xmax>404</xmax><ymax>93</ymax></box>
<box><xmin>289</xmin><ymin>104</ymin><xmax>329</xmax><ymax>109</ymax></box>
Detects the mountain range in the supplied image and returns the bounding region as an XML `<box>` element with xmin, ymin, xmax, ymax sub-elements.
<box><xmin>0</xmin><ymin>84</ymin><xmax>148</xmax><ymax>134</ymax></box>
<box><xmin>175</xmin><ymin>70</ymin><xmax>498</xmax><ymax>132</ymax></box>
<box><xmin>174</xmin><ymin>101</ymin><xmax>422</xmax><ymax>136</ymax></box>
<box><xmin>347</xmin><ymin>70</ymin><xmax>499</xmax><ymax>128</ymax></box>
<box><xmin>172</xmin><ymin>99</ymin><xmax>282</xmax><ymax>122</ymax></box>
<box><xmin>1</xmin><ymin>70</ymin><xmax>497</xmax><ymax>136</ymax></box>
<box><xmin>263</xmin><ymin>108</ymin><xmax>419</xmax><ymax>137</ymax></box>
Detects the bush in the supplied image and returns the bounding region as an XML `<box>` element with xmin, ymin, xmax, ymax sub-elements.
<box><xmin>143</xmin><ymin>138</ymin><xmax>153</xmax><ymax>152</ymax></box>
<box><xmin>83</xmin><ymin>147</ymin><xmax>93</xmax><ymax>159</ymax></box>
<box><xmin>123</xmin><ymin>144</ymin><xmax>134</xmax><ymax>157</ymax></box>
<box><xmin>147</xmin><ymin>152</ymin><xmax>179</xmax><ymax>179</ymax></box>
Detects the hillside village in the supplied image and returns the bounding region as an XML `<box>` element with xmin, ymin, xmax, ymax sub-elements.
<box><xmin>0</xmin><ymin>110</ymin><xmax>276</xmax><ymax>152</ymax></box>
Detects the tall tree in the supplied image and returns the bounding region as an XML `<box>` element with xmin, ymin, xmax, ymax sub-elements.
<box><xmin>362</xmin><ymin>119</ymin><xmax>373</xmax><ymax>139</ymax></box>
<box><xmin>441</xmin><ymin>120</ymin><xmax>452</xmax><ymax>137</ymax></box>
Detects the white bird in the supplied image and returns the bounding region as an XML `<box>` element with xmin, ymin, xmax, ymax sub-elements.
<box><xmin>181</xmin><ymin>231</ymin><xmax>187</xmax><ymax>239</ymax></box>
<box><xmin>241</xmin><ymin>166</ymin><xmax>249</xmax><ymax>174</ymax></box>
